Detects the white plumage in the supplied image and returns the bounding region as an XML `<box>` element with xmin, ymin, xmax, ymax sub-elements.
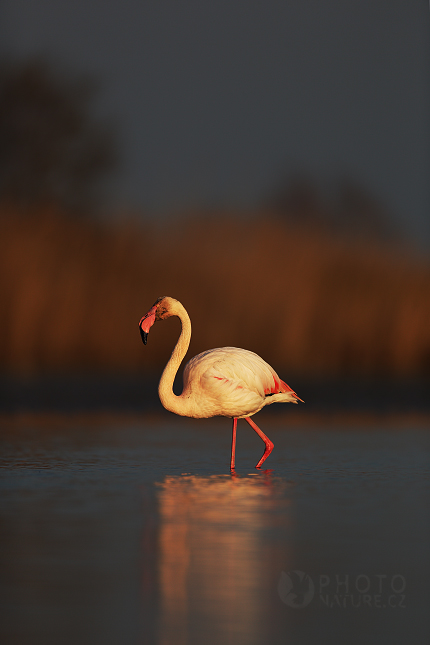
<box><xmin>183</xmin><ymin>347</ymin><xmax>299</xmax><ymax>419</ymax></box>
<box><xmin>139</xmin><ymin>297</ymin><xmax>303</xmax><ymax>470</ymax></box>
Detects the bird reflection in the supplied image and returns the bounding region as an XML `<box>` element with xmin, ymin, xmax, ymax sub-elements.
<box><xmin>155</xmin><ymin>473</ymin><xmax>293</xmax><ymax>645</ymax></box>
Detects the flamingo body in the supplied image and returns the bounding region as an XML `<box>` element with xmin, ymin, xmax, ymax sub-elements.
<box><xmin>182</xmin><ymin>346</ymin><xmax>299</xmax><ymax>419</ymax></box>
<box><xmin>139</xmin><ymin>296</ymin><xmax>303</xmax><ymax>469</ymax></box>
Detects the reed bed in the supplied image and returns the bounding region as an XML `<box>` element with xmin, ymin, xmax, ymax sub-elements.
<box><xmin>1</xmin><ymin>204</ymin><xmax>429</xmax><ymax>376</ymax></box>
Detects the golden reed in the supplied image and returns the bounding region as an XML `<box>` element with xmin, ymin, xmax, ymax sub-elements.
<box><xmin>1</xmin><ymin>204</ymin><xmax>429</xmax><ymax>376</ymax></box>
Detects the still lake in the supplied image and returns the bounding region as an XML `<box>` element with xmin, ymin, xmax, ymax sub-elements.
<box><xmin>1</xmin><ymin>416</ymin><xmax>429</xmax><ymax>644</ymax></box>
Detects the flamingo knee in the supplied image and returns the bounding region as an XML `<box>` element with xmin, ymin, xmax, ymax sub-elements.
<box><xmin>245</xmin><ymin>416</ymin><xmax>274</xmax><ymax>468</ymax></box>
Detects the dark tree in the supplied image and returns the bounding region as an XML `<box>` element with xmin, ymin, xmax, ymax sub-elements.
<box><xmin>266</xmin><ymin>172</ymin><xmax>396</xmax><ymax>241</ymax></box>
<box><xmin>266</xmin><ymin>173</ymin><xmax>325</xmax><ymax>225</ymax></box>
<box><xmin>0</xmin><ymin>58</ymin><xmax>117</xmax><ymax>212</ymax></box>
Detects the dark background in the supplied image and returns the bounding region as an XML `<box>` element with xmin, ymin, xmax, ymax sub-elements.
<box><xmin>1</xmin><ymin>0</ymin><xmax>429</xmax><ymax>245</ymax></box>
<box><xmin>0</xmin><ymin>1</ymin><xmax>429</xmax><ymax>414</ymax></box>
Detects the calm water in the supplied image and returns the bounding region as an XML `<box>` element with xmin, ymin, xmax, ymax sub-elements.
<box><xmin>0</xmin><ymin>417</ymin><xmax>429</xmax><ymax>645</ymax></box>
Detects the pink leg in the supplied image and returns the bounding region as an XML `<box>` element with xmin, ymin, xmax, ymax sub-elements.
<box><xmin>245</xmin><ymin>417</ymin><xmax>274</xmax><ymax>468</ymax></box>
<box><xmin>230</xmin><ymin>418</ymin><xmax>237</xmax><ymax>471</ymax></box>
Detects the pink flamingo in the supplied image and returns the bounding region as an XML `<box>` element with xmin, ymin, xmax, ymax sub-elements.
<box><xmin>139</xmin><ymin>297</ymin><xmax>303</xmax><ymax>470</ymax></box>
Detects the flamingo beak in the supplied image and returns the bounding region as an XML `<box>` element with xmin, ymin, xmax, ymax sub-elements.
<box><xmin>139</xmin><ymin>305</ymin><xmax>157</xmax><ymax>345</ymax></box>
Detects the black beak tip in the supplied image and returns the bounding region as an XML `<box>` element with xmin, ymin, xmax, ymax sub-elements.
<box><xmin>140</xmin><ymin>327</ymin><xmax>148</xmax><ymax>345</ymax></box>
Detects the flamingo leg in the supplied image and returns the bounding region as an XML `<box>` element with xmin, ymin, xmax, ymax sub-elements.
<box><xmin>245</xmin><ymin>417</ymin><xmax>274</xmax><ymax>468</ymax></box>
<box><xmin>230</xmin><ymin>418</ymin><xmax>237</xmax><ymax>471</ymax></box>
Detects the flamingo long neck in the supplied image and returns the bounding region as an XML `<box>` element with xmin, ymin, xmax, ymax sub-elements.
<box><xmin>158</xmin><ymin>303</ymin><xmax>192</xmax><ymax>416</ymax></box>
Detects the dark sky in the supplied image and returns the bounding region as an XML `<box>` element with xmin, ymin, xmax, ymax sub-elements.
<box><xmin>1</xmin><ymin>1</ymin><xmax>429</xmax><ymax>246</ymax></box>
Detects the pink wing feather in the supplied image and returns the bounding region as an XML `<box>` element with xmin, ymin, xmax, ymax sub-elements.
<box><xmin>262</xmin><ymin>372</ymin><xmax>304</xmax><ymax>402</ymax></box>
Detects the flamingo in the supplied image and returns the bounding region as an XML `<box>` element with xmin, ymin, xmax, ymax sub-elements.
<box><xmin>139</xmin><ymin>296</ymin><xmax>303</xmax><ymax>470</ymax></box>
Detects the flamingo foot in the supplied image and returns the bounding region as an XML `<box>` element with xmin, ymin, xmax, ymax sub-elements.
<box><xmin>244</xmin><ymin>416</ymin><xmax>274</xmax><ymax>469</ymax></box>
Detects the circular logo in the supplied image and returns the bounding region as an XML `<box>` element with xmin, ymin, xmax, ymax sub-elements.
<box><xmin>278</xmin><ymin>570</ymin><xmax>315</xmax><ymax>608</ymax></box>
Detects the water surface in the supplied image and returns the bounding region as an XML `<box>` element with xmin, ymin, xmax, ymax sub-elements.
<box><xmin>1</xmin><ymin>417</ymin><xmax>429</xmax><ymax>644</ymax></box>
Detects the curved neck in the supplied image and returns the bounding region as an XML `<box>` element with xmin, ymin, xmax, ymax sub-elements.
<box><xmin>158</xmin><ymin>303</ymin><xmax>191</xmax><ymax>416</ymax></box>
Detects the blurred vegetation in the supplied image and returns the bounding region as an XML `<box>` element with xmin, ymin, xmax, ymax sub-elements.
<box><xmin>0</xmin><ymin>204</ymin><xmax>429</xmax><ymax>377</ymax></box>
<box><xmin>0</xmin><ymin>58</ymin><xmax>116</xmax><ymax>213</ymax></box>
<box><xmin>1</xmin><ymin>57</ymin><xmax>428</xmax><ymax>378</ymax></box>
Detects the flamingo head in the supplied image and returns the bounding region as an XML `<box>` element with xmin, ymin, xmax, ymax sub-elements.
<box><xmin>139</xmin><ymin>296</ymin><xmax>174</xmax><ymax>345</ymax></box>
